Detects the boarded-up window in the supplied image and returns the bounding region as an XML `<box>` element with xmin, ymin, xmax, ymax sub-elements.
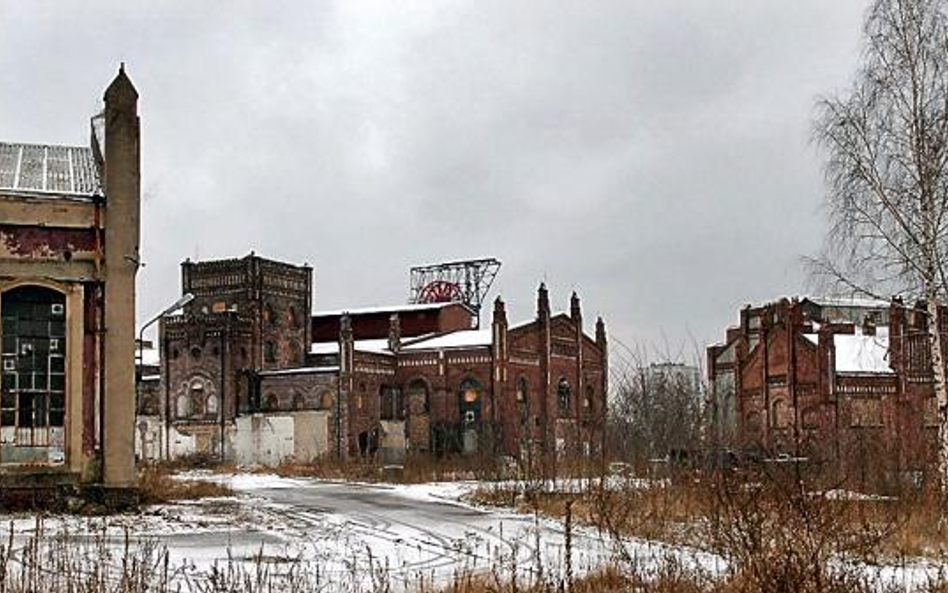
<box><xmin>850</xmin><ymin>398</ymin><xmax>883</xmax><ymax>428</ymax></box>
<box><xmin>770</xmin><ymin>400</ymin><xmax>793</xmax><ymax>429</ymax></box>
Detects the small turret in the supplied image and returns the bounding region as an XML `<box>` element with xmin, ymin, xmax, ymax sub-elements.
<box><xmin>388</xmin><ymin>313</ymin><xmax>401</xmax><ymax>352</ymax></box>
<box><xmin>570</xmin><ymin>291</ymin><xmax>582</xmax><ymax>325</ymax></box>
<box><xmin>537</xmin><ymin>282</ymin><xmax>550</xmax><ymax>320</ymax></box>
<box><xmin>492</xmin><ymin>296</ymin><xmax>507</xmax><ymax>326</ymax></box>
<box><xmin>596</xmin><ymin>316</ymin><xmax>607</xmax><ymax>347</ymax></box>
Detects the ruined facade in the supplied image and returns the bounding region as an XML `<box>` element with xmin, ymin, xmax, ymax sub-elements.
<box><xmin>0</xmin><ymin>67</ymin><xmax>141</xmax><ymax>492</ymax></box>
<box><xmin>137</xmin><ymin>255</ymin><xmax>608</xmax><ymax>466</ymax></box>
<box><xmin>708</xmin><ymin>297</ymin><xmax>941</xmax><ymax>476</ymax></box>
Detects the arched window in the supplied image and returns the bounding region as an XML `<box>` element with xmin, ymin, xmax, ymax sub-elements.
<box><xmin>176</xmin><ymin>394</ymin><xmax>191</xmax><ymax>418</ymax></box>
<box><xmin>459</xmin><ymin>378</ymin><xmax>483</xmax><ymax>425</ymax></box>
<box><xmin>771</xmin><ymin>400</ymin><xmax>791</xmax><ymax>429</ymax></box>
<box><xmin>265</xmin><ymin>304</ymin><xmax>278</xmax><ymax>327</ymax></box>
<box><xmin>380</xmin><ymin>385</ymin><xmax>404</xmax><ymax>420</ymax></box>
<box><xmin>291</xmin><ymin>391</ymin><xmax>305</xmax><ymax>409</ymax></box>
<box><xmin>516</xmin><ymin>377</ymin><xmax>528</xmax><ymax>402</ymax></box>
<box><xmin>406</xmin><ymin>379</ymin><xmax>429</xmax><ymax>415</ymax></box>
<box><xmin>0</xmin><ymin>286</ymin><xmax>68</xmax><ymax>452</ymax></box>
<box><xmin>264</xmin><ymin>341</ymin><xmax>276</xmax><ymax>363</ymax></box>
<box><xmin>557</xmin><ymin>377</ymin><xmax>571</xmax><ymax>414</ymax></box>
<box><xmin>289</xmin><ymin>342</ymin><xmax>302</xmax><ymax>364</ymax></box>
<box><xmin>190</xmin><ymin>347</ymin><xmax>201</xmax><ymax>360</ymax></box>
<box><xmin>584</xmin><ymin>386</ymin><xmax>594</xmax><ymax>409</ymax></box>
<box><xmin>206</xmin><ymin>394</ymin><xmax>219</xmax><ymax>417</ymax></box>
<box><xmin>289</xmin><ymin>306</ymin><xmax>301</xmax><ymax>329</ymax></box>
<box><xmin>318</xmin><ymin>391</ymin><xmax>335</xmax><ymax>410</ymax></box>
<box><xmin>265</xmin><ymin>393</ymin><xmax>279</xmax><ymax>411</ymax></box>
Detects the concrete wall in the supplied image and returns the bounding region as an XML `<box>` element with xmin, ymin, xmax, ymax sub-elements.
<box><xmin>135</xmin><ymin>411</ymin><xmax>330</xmax><ymax>466</ymax></box>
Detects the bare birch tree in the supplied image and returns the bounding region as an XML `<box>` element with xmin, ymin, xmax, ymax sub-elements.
<box><xmin>813</xmin><ymin>0</ymin><xmax>948</xmax><ymax>490</ymax></box>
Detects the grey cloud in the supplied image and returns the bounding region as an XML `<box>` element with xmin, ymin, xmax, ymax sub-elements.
<box><xmin>0</xmin><ymin>0</ymin><xmax>869</xmax><ymax>359</ymax></box>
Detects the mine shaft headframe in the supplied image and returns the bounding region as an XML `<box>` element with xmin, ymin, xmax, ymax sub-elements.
<box><xmin>410</xmin><ymin>258</ymin><xmax>502</xmax><ymax>324</ymax></box>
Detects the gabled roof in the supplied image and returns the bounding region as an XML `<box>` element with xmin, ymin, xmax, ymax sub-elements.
<box><xmin>0</xmin><ymin>142</ymin><xmax>100</xmax><ymax>197</ymax></box>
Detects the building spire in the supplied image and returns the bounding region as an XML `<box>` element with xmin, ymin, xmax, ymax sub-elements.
<box><xmin>570</xmin><ymin>291</ymin><xmax>582</xmax><ymax>324</ymax></box>
<box><xmin>537</xmin><ymin>282</ymin><xmax>550</xmax><ymax>319</ymax></box>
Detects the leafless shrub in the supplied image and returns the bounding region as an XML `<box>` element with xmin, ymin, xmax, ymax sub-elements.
<box><xmin>138</xmin><ymin>465</ymin><xmax>233</xmax><ymax>505</ymax></box>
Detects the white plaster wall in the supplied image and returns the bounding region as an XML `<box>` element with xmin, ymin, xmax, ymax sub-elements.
<box><xmin>292</xmin><ymin>411</ymin><xmax>330</xmax><ymax>463</ymax></box>
<box><xmin>232</xmin><ymin>414</ymin><xmax>295</xmax><ymax>466</ymax></box>
<box><xmin>135</xmin><ymin>411</ymin><xmax>331</xmax><ymax>466</ymax></box>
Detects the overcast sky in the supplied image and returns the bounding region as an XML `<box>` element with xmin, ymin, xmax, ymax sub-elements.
<box><xmin>0</xmin><ymin>1</ymin><xmax>870</xmax><ymax>365</ymax></box>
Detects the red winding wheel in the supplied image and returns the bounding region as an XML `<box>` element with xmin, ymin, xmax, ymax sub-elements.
<box><xmin>418</xmin><ymin>280</ymin><xmax>462</xmax><ymax>303</ymax></box>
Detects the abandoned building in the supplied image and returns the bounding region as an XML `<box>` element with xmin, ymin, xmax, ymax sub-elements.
<box><xmin>708</xmin><ymin>296</ymin><xmax>942</xmax><ymax>476</ymax></box>
<box><xmin>0</xmin><ymin>67</ymin><xmax>141</xmax><ymax>492</ymax></box>
<box><xmin>136</xmin><ymin>253</ymin><xmax>608</xmax><ymax>466</ymax></box>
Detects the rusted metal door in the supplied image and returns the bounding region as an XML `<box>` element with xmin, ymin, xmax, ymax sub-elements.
<box><xmin>0</xmin><ymin>286</ymin><xmax>67</xmax><ymax>466</ymax></box>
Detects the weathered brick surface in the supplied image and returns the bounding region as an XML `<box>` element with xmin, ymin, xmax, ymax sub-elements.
<box><xmin>710</xmin><ymin>298</ymin><xmax>948</xmax><ymax>472</ymax></box>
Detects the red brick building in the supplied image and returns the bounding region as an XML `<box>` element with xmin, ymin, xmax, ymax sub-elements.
<box><xmin>138</xmin><ymin>254</ymin><xmax>608</xmax><ymax>465</ymax></box>
<box><xmin>708</xmin><ymin>297</ymin><xmax>941</xmax><ymax>476</ymax></box>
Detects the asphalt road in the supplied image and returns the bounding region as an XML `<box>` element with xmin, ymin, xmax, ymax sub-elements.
<box><xmin>153</xmin><ymin>478</ymin><xmax>615</xmax><ymax>588</ymax></box>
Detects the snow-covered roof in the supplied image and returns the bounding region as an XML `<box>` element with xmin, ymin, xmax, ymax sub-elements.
<box><xmin>313</xmin><ymin>302</ymin><xmax>466</xmax><ymax>317</ymax></box>
<box><xmin>804</xmin><ymin>296</ymin><xmax>890</xmax><ymax>309</ymax></box>
<box><xmin>0</xmin><ymin>142</ymin><xmax>100</xmax><ymax>197</ymax></box>
<box><xmin>803</xmin><ymin>334</ymin><xmax>819</xmax><ymax>346</ymax></box>
<box><xmin>310</xmin><ymin>339</ymin><xmax>393</xmax><ymax>356</ymax></box>
<box><xmin>402</xmin><ymin>329</ymin><xmax>492</xmax><ymax>351</ymax></box>
<box><xmin>258</xmin><ymin>366</ymin><xmax>340</xmax><ymax>377</ymax></box>
<box><xmin>310</xmin><ymin>330</ymin><xmax>492</xmax><ymax>355</ymax></box>
<box><xmin>834</xmin><ymin>329</ymin><xmax>893</xmax><ymax>375</ymax></box>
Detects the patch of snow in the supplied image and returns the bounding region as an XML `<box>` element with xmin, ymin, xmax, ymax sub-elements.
<box><xmin>309</xmin><ymin>338</ymin><xmax>393</xmax><ymax>356</ymax></box>
<box><xmin>834</xmin><ymin>332</ymin><xmax>893</xmax><ymax>374</ymax></box>
<box><xmin>402</xmin><ymin>329</ymin><xmax>492</xmax><ymax>350</ymax></box>
<box><xmin>818</xmin><ymin>488</ymin><xmax>897</xmax><ymax>501</ymax></box>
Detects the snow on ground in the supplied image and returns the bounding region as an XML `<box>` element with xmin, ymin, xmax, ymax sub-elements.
<box><xmin>0</xmin><ymin>474</ymin><xmax>941</xmax><ymax>591</ymax></box>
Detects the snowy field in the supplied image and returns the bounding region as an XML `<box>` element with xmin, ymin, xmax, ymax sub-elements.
<box><xmin>0</xmin><ymin>474</ymin><xmax>717</xmax><ymax>591</ymax></box>
<box><xmin>0</xmin><ymin>474</ymin><xmax>940</xmax><ymax>591</ymax></box>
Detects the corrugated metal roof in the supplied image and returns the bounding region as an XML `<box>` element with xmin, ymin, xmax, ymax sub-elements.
<box><xmin>0</xmin><ymin>142</ymin><xmax>100</xmax><ymax>197</ymax></box>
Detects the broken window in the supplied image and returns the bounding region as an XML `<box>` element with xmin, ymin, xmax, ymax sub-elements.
<box><xmin>380</xmin><ymin>385</ymin><xmax>404</xmax><ymax>421</ymax></box>
<box><xmin>1</xmin><ymin>286</ymin><xmax>67</xmax><ymax>464</ymax></box>
<box><xmin>264</xmin><ymin>341</ymin><xmax>276</xmax><ymax>363</ymax></box>
<box><xmin>557</xmin><ymin>378</ymin><xmax>571</xmax><ymax>415</ymax></box>
<box><xmin>459</xmin><ymin>378</ymin><xmax>482</xmax><ymax>425</ymax></box>
<box><xmin>406</xmin><ymin>379</ymin><xmax>429</xmax><ymax>415</ymax></box>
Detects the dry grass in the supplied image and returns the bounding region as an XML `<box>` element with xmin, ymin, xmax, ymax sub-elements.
<box><xmin>431</xmin><ymin>566</ymin><xmax>636</xmax><ymax>593</ymax></box>
<box><xmin>471</xmin><ymin>474</ymin><xmax>713</xmax><ymax>548</ymax></box>
<box><xmin>137</xmin><ymin>465</ymin><xmax>233</xmax><ymax>505</ymax></box>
